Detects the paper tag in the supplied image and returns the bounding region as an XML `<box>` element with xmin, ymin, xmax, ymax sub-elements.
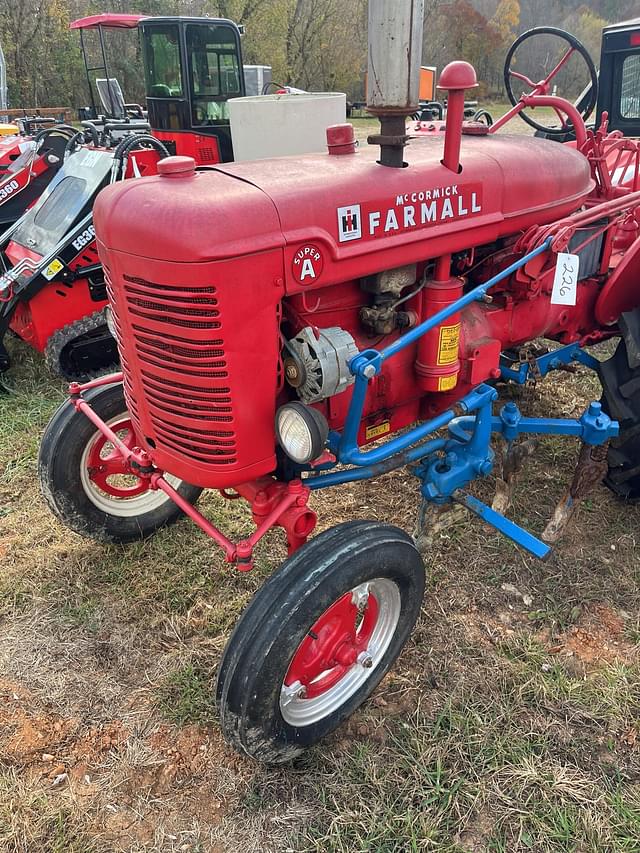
<box><xmin>551</xmin><ymin>252</ymin><xmax>579</xmax><ymax>306</ymax></box>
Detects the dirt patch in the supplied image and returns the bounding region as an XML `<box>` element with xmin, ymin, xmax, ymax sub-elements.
<box><xmin>547</xmin><ymin>603</ymin><xmax>636</xmax><ymax>666</ymax></box>
<box><xmin>0</xmin><ymin>678</ymin><xmax>125</xmax><ymax>785</ymax></box>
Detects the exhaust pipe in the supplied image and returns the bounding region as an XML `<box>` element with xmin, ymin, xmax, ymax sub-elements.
<box><xmin>367</xmin><ymin>0</ymin><xmax>425</xmax><ymax>167</ymax></box>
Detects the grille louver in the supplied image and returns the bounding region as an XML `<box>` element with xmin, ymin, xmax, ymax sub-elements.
<box><xmin>105</xmin><ymin>266</ymin><xmax>237</xmax><ymax>465</ymax></box>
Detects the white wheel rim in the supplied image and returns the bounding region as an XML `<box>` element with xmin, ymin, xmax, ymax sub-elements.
<box><xmin>279</xmin><ymin>577</ymin><xmax>402</xmax><ymax>727</ymax></box>
<box><xmin>79</xmin><ymin>413</ymin><xmax>181</xmax><ymax>518</ymax></box>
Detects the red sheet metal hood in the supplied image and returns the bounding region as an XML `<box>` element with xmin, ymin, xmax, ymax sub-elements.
<box><xmin>94</xmin><ymin>134</ymin><xmax>593</xmax><ymax>284</ymax></box>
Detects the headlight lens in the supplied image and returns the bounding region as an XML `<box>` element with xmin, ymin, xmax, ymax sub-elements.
<box><xmin>275</xmin><ymin>402</ymin><xmax>329</xmax><ymax>464</ymax></box>
<box><xmin>105</xmin><ymin>305</ymin><xmax>116</xmax><ymax>338</ymax></box>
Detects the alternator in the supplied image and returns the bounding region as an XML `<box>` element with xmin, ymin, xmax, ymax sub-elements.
<box><xmin>284</xmin><ymin>326</ymin><xmax>358</xmax><ymax>403</ymax></box>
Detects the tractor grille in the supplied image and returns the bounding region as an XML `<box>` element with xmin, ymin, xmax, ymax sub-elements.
<box><xmin>105</xmin><ymin>265</ymin><xmax>238</xmax><ymax>467</ymax></box>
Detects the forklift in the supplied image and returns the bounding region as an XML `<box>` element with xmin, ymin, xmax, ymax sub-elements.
<box><xmin>71</xmin><ymin>13</ymin><xmax>246</xmax><ymax>163</ymax></box>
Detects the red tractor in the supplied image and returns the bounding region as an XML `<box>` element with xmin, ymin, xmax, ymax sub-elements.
<box><xmin>39</xmin><ymin>3</ymin><xmax>640</xmax><ymax>763</ymax></box>
<box><xmin>0</xmin><ymin>15</ymin><xmax>246</xmax><ymax>380</ymax></box>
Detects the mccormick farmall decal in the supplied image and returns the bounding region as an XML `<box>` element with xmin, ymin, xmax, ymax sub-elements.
<box><xmin>337</xmin><ymin>183</ymin><xmax>483</xmax><ymax>243</ymax></box>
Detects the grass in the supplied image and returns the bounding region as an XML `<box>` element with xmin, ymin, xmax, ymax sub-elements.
<box><xmin>2</xmin><ymin>335</ymin><xmax>639</xmax><ymax>853</ymax></box>
<box><xmin>157</xmin><ymin>664</ymin><xmax>217</xmax><ymax>727</ymax></box>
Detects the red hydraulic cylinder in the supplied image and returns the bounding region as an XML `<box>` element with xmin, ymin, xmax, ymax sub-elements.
<box><xmin>415</xmin><ymin>254</ymin><xmax>463</xmax><ymax>392</ymax></box>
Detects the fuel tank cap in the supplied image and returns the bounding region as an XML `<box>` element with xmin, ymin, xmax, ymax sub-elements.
<box><xmin>462</xmin><ymin>122</ymin><xmax>490</xmax><ymax>135</ymax></box>
<box><xmin>157</xmin><ymin>156</ymin><xmax>196</xmax><ymax>177</ymax></box>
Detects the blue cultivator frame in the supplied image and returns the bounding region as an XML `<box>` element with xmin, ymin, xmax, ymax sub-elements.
<box><xmin>306</xmin><ymin>238</ymin><xmax>618</xmax><ymax>559</ymax></box>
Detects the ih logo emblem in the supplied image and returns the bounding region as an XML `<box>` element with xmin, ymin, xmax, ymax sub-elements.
<box><xmin>337</xmin><ymin>204</ymin><xmax>362</xmax><ymax>242</ymax></box>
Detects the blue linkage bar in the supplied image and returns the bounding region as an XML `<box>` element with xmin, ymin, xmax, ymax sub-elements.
<box><xmin>499</xmin><ymin>342</ymin><xmax>601</xmax><ymax>384</ymax></box>
<box><xmin>460</xmin><ymin>493</ymin><xmax>551</xmax><ymax>560</ymax></box>
<box><xmin>337</xmin><ymin>237</ymin><xmax>554</xmax><ymax>466</ymax></box>
<box><xmin>307</xmin><ymin>437</ymin><xmax>447</xmax><ymax>490</ymax></box>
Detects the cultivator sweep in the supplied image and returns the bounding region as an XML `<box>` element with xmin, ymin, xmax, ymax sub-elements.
<box><xmin>37</xmin><ymin>2</ymin><xmax>640</xmax><ymax>762</ymax></box>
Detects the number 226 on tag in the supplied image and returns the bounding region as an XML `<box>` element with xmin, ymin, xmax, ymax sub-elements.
<box><xmin>551</xmin><ymin>252</ymin><xmax>579</xmax><ymax>306</ymax></box>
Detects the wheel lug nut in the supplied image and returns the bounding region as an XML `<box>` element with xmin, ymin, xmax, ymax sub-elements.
<box><xmin>358</xmin><ymin>652</ymin><xmax>373</xmax><ymax>668</ymax></box>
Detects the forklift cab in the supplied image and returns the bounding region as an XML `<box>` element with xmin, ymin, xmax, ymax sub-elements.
<box><xmin>140</xmin><ymin>17</ymin><xmax>245</xmax><ymax>163</ymax></box>
<box><xmin>71</xmin><ymin>14</ymin><xmax>245</xmax><ymax>164</ymax></box>
<box><xmin>596</xmin><ymin>18</ymin><xmax>640</xmax><ymax>138</ymax></box>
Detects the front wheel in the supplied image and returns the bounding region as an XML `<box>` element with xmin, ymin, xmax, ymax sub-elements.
<box><xmin>38</xmin><ymin>382</ymin><xmax>202</xmax><ymax>542</ymax></box>
<box><xmin>216</xmin><ymin>521</ymin><xmax>425</xmax><ymax>763</ymax></box>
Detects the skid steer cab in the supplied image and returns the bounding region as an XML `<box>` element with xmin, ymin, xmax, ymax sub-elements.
<box><xmin>0</xmin><ymin>129</ymin><xmax>169</xmax><ymax>379</ymax></box>
<box><xmin>0</xmin><ymin>121</ymin><xmax>77</xmax><ymax>231</ymax></box>
<box><xmin>39</xmin><ymin>5</ymin><xmax>640</xmax><ymax>766</ymax></box>
<box><xmin>71</xmin><ymin>13</ymin><xmax>245</xmax><ymax>164</ymax></box>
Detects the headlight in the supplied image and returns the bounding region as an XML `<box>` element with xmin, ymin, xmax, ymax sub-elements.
<box><xmin>105</xmin><ymin>305</ymin><xmax>117</xmax><ymax>338</ymax></box>
<box><xmin>275</xmin><ymin>402</ymin><xmax>329</xmax><ymax>464</ymax></box>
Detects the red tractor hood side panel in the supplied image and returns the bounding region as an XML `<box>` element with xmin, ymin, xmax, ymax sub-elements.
<box><xmin>93</xmin><ymin>170</ymin><xmax>286</xmax><ymax>262</ymax></box>
<box><xmin>94</xmin><ymin>134</ymin><xmax>593</xmax><ymax>286</ymax></box>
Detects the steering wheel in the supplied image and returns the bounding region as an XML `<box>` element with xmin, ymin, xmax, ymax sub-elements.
<box><xmin>503</xmin><ymin>26</ymin><xmax>598</xmax><ymax>135</ymax></box>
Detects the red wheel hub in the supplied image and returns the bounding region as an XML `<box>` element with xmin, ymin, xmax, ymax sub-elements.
<box><xmin>284</xmin><ymin>589</ymin><xmax>379</xmax><ymax>698</ymax></box>
<box><xmin>86</xmin><ymin>417</ymin><xmax>148</xmax><ymax>498</ymax></box>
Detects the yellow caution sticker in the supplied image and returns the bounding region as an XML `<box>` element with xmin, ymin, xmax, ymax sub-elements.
<box><xmin>42</xmin><ymin>258</ymin><xmax>64</xmax><ymax>281</ymax></box>
<box><xmin>438</xmin><ymin>373</ymin><xmax>458</xmax><ymax>391</ymax></box>
<box><xmin>437</xmin><ymin>323</ymin><xmax>460</xmax><ymax>365</ymax></box>
<box><xmin>365</xmin><ymin>420</ymin><xmax>391</xmax><ymax>440</ymax></box>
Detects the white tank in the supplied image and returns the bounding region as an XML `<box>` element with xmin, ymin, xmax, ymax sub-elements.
<box><xmin>228</xmin><ymin>92</ymin><xmax>346</xmax><ymax>161</ymax></box>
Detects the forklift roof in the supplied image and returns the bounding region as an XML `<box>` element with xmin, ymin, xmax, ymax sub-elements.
<box><xmin>70</xmin><ymin>14</ymin><xmax>147</xmax><ymax>30</ymax></box>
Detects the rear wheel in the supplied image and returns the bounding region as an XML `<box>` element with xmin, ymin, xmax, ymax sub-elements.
<box><xmin>38</xmin><ymin>382</ymin><xmax>202</xmax><ymax>542</ymax></box>
<box><xmin>600</xmin><ymin>337</ymin><xmax>640</xmax><ymax>499</ymax></box>
<box><xmin>216</xmin><ymin>521</ymin><xmax>425</xmax><ymax>763</ymax></box>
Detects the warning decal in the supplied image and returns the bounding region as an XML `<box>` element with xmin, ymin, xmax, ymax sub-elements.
<box><xmin>437</xmin><ymin>324</ymin><xmax>460</xmax><ymax>365</ymax></box>
<box><xmin>42</xmin><ymin>258</ymin><xmax>64</xmax><ymax>281</ymax></box>
<box><xmin>365</xmin><ymin>421</ymin><xmax>391</xmax><ymax>440</ymax></box>
<box><xmin>438</xmin><ymin>374</ymin><xmax>458</xmax><ymax>392</ymax></box>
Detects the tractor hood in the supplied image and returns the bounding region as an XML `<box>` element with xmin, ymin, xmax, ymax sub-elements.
<box><xmin>94</xmin><ymin>133</ymin><xmax>593</xmax><ymax>289</ymax></box>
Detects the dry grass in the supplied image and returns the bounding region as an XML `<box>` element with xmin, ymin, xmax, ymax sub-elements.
<box><xmin>2</xmin><ymin>330</ymin><xmax>640</xmax><ymax>853</ymax></box>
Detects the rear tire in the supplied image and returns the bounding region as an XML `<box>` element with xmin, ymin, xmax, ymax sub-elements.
<box><xmin>600</xmin><ymin>337</ymin><xmax>640</xmax><ymax>499</ymax></box>
<box><xmin>38</xmin><ymin>382</ymin><xmax>202</xmax><ymax>542</ymax></box>
<box><xmin>216</xmin><ymin>521</ymin><xmax>425</xmax><ymax>763</ymax></box>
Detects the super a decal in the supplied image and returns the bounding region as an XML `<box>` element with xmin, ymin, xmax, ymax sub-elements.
<box><xmin>292</xmin><ymin>244</ymin><xmax>324</xmax><ymax>284</ymax></box>
<box><xmin>337</xmin><ymin>183</ymin><xmax>483</xmax><ymax>243</ymax></box>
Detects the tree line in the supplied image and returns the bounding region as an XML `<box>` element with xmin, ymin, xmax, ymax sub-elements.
<box><xmin>0</xmin><ymin>0</ymin><xmax>637</xmax><ymax>111</ymax></box>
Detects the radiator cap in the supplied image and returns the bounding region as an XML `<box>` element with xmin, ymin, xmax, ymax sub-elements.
<box><xmin>157</xmin><ymin>156</ymin><xmax>196</xmax><ymax>177</ymax></box>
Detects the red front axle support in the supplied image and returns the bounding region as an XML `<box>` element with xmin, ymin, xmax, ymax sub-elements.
<box><xmin>68</xmin><ymin>376</ymin><xmax>317</xmax><ymax>571</ymax></box>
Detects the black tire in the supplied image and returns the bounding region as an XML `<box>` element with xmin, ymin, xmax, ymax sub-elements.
<box><xmin>216</xmin><ymin>521</ymin><xmax>425</xmax><ymax>763</ymax></box>
<box><xmin>38</xmin><ymin>382</ymin><xmax>202</xmax><ymax>542</ymax></box>
<box><xmin>600</xmin><ymin>337</ymin><xmax>640</xmax><ymax>499</ymax></box>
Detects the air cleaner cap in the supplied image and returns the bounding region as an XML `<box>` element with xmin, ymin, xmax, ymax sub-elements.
<box><xmin>157</xmin><ymin>156</ymin><xmax>196</xmax><ymax>177</ymax></box>
<box><xmin>438</xmin><ymin>61</ymin><xmax>478</xmax><ymax>91</ymax></box>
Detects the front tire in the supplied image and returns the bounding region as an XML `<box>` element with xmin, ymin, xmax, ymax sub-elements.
<box><xmin>216</xmin><ymin>521</ymin><xmax>425</xmax><ymax>763</ymax></box>
<box><xmin>38</xmin><ymin>382</ymin><xmax>202</xmax><ymax>542</ymax></box>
